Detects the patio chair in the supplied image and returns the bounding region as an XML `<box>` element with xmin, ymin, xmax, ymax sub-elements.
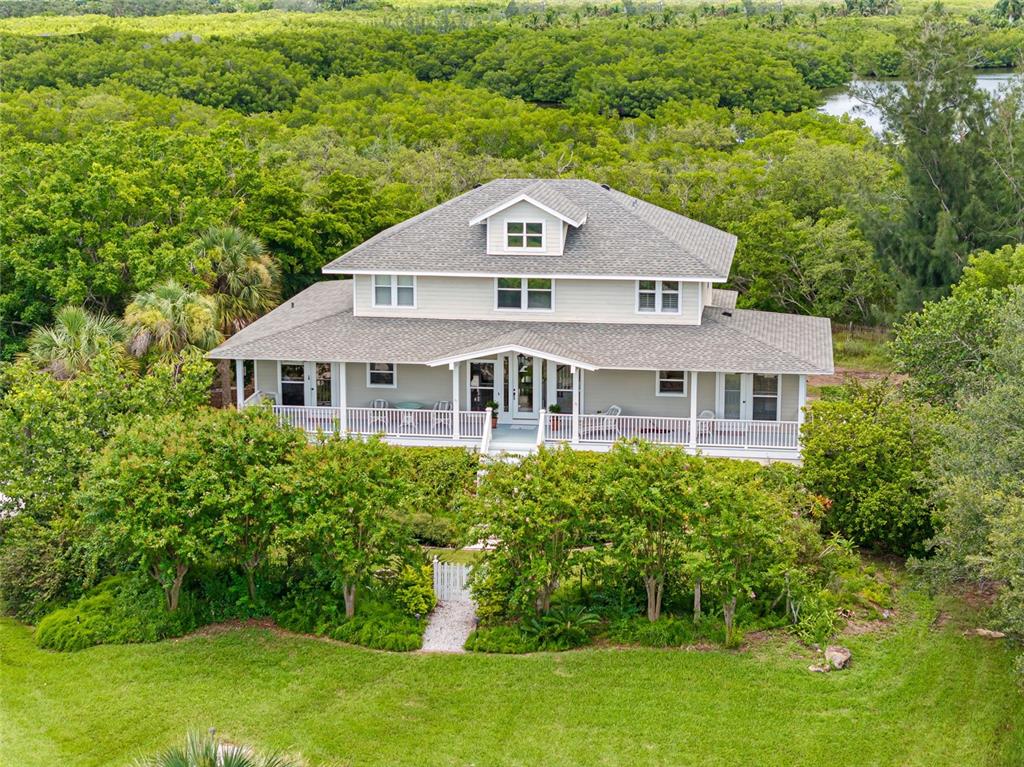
<box><xmin>369</xmin><ymin>398</ymin><xmax>391</xmax><ymax>431</ymax></box>
<box><xmin>431</xmin><ymin>400</ymin><xmax>453</xmax><ymax>434</ymax></box>
<box><xmin>697</xmin><ymin>410</ymin><xmax>716</xmax><ymax>444</ymax></box>
<box><xmin>580</xmin><ymin>404</ymin><xmax>622</xmax><ymax>441</ymax></box>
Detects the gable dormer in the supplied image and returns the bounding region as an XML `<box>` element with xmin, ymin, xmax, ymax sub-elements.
<box><xmin>469</xmin><ymin>181</ymin><xmax>587</xmax><ymax>257</ymax></box>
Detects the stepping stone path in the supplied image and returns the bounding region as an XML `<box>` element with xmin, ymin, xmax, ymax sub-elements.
<box><xmin>421</xmin><ymin>599</ymin><xmax>476</xmax><ymax>653</ymax></box>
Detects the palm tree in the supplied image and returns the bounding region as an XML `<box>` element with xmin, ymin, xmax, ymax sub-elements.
<box><xmin>133</xmin><ymin>729</ymin><xmax>297</xmax><ymax>767</ymax></box>
<box><xmin>193</xmin><ymin>225</ymin><xmax>281</xmax><ymax>407</ymax></box>
<box><xmin>25</xmin><ymin>306</ymin><xmax>128</xmax><ymax>379</ymax></box>
<box><xmin>124</xmin><ymin>280</ymin><xmax>221</xmax><ymax>363</ymax></box>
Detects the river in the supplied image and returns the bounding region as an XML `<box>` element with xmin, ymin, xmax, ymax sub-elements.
<box><xmin>818</xmin><ymin>70</ymin><xmax>1020</xmax><ymax>134</ymax></box>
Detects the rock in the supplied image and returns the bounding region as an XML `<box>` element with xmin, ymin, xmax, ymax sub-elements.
<box><xmin>966</xmin><ymin>628</ymin><xmax>1006</xmax><ymax>639</ymax></box>
<box><xmin>825</xmin><ymin>645</ymin><xmax>852</xmax><ymax>670</ymax></box>
<box><xmin>808</xmin><ymin>663</ymin><xmax>829</xmax><ymax>673</ymax></box>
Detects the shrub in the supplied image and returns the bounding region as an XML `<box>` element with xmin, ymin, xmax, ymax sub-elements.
<box><xmin>132</xmin><ymin>729</ymin><xmax>298</xmax><ymax>767</ymax></box>
<box><xmin>35</xmin><ymin>575</ymin><xmax>199</xmax><ymax>651</ymax></box>
<box><xmin>605</xmin><ymin>615</ymin><xmax>724</xmax><ymax>647</ymax></box>
<box><xmin>394</xmin><ymin>564</ymin><xmax>436</xmax><ymax>617</ymax></box>
<box><xmin>464</xmin><ymin>624</ymin><xmax>540</xmax><ymax>654</ymax></box>
<box><xmin>523</xmin><ymin>604</ymin><xmax>600</xmax><ymax>650</ymax></box>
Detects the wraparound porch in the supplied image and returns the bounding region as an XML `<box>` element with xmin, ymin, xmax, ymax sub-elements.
<box><xmin>234</xmin><ymin>352</ymin><xmax>807</xmax><ymax>460</ymax></box>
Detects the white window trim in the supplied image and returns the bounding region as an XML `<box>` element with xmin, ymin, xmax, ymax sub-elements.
<box><xmin>493</xmin><ymin>277</ymin><xmax>555</xmax><ymax>313</ymax></box>
<box><xmin>751</xmin><ymin>373</ymin><xmax>781</xmax><ymax>422</ymax></box>
<box><xmin>655</xmin><ymin>370</ymin><xmax>688</xmax><ymax>397</ymax></box>
<box><xmin>635</xmin><ymin>280</ymin><xmax>683</xmax><ymax>315</ymax></box>
<box><xmin>366</xmin><ymin>362</ymin><xmax>398</xmax><ymax>388</ymax></box>
<box><xmin>504</xmin><ymin>219</ymin><xmax>545</xmax><ymax>253</ymax></box>
<box><xmin>371</xmin><ymin>274</ymin><xmax>417</xmax><ymax>309</ymax></box>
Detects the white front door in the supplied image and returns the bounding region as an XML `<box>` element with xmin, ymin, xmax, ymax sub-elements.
<box><xmin>500</xmin><ymin>353</ymin><xmax>543</xmax><ymax>422</ymax></box>
<box><xmin>280</xmin><ymin>361</ymin><xmax>333</xmax><ymax>407</ymax></box>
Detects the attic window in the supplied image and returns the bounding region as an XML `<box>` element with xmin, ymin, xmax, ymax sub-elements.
<box><xmin>507</xmin><ymin>221</ymin><xmax>543</xmax><ymax>249</ymax></box>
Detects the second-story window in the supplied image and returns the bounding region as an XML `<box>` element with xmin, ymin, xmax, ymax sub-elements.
<box><xmin>506</xmin><ymin>221</ymin><xmax>544</xmax><ymax>249</ymax></box>
<box><xmin>373</xmin><ymin>275</ymin><xmax>415</xmax><ymax>307</ymax></box>
<box><xmin>496</xmin><ymin>277</ymin><xmax>553</xmax><ymax>310</ymax></box>
<box><xmin>637</xmin><ymin>280</ymin><xmax>681</xmax><ymax>314</ymax></box>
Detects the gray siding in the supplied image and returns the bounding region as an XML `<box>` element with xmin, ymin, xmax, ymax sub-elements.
<box><xmin>781</xmin><ymin>374</ymin><xmax>800</xmax><ymax>421</ymax></box>
<box><xmin>255</xmin><ymin>359</ymin><xmax>278</xmax><ymax>400</ymax></box>
<box><xmin>344</xmin><ymin>362</ymin><xmax>451</xmax><ymax>408</ymax></box>
<box><xmin>583</xmin><ymin>369</ymin><xmax>691</xmax><ymax>417</ymax></box>
<box><xmin>354</xmin><ymin>275</ymin><xmax>702</xmax><ymax>325</ymax></box>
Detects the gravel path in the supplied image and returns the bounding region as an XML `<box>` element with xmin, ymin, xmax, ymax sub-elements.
<box><xmin>421</xmin><ymin>599</ymin><xmax>476</xmax><ymax>653</ymax></box>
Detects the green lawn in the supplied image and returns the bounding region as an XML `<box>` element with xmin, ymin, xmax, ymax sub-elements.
<box><xmin>832</xmin><ymin>326</ymin><xmax>893</xmax><ymax>373</ymax></box>
<box><xmin>2</xmin><ymin>594</ymin><xmax>1022</xmax><ymax>767</ymax></box>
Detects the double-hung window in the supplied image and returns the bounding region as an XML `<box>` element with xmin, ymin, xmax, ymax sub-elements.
<box><xmin>496</xmin><ymin>277</ymin><xmax>553</xmax><ymax>310</ymax></box>
<box><xmin>637</xmin><ymin>280</ymin><xmax>681</xmax><ymax>314</ymax></box>
<box><xmin>656</xmin><ymin>370</ymin><xmax>688</xmax><ymax>397</ymax></box>
<box><xmin>751</xmin><ymin>374</ymin><xmax>779</xmax><ymax>421</ymax></box>
<box><xmin>506</xmin><ymin>221</ymin><xmax>544</xmax><ymax>250</ymax></box>
<box><xmin>367</xmin><ymin>362</ymin><xmax>397</xmax><ymax>388</ymax></box>
<box><xmin>373</xmin><ymin>275</ymin><xmax>415</xmax><ymax>307</ymax></box>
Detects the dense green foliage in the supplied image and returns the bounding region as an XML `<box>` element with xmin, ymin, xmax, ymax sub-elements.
<box><xmin>802</xmin><ymin>382</ymin><xmax>940</xmax><ymax>554</ymax></box>
<box><xmin>2</xmin><ymin>8</ymin><xmax>1022</xmax><ymax>357</ymax></box>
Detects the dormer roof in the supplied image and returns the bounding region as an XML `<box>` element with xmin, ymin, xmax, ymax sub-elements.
<box><xmin>322</xmin><ymin>178</ymin><xmax>737</xmax><ymax>281</ymax></box>
<box><xmin>468</xmin><ymin>180</ymin><xmax>588</xmax><ymax>228</ymax></box>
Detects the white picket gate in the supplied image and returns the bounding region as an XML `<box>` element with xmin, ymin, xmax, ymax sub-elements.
<box><xmin>432</xmin><ymin>560</ymin><xmax>473</xmax><ymax>602</ymax></box>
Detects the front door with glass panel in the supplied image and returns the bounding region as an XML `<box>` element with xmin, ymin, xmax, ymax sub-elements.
<box><xmin>719</xmin><ymin>373</ymin><xmax>779</xmax><ymax>421</ymax></box>
<box><xmin>468</xmin><ymin>360</ymin><xmax>496</xmax><ymax>411</ymax></box>
<box><xmin>499</xmin><ymin>353</ymin><xmax>542</xmax><ymax>422</ymax></box>
<box><xmin>279</xmin><ymin>361</ymin><xmax>333</xmax><ymax>407</ymax></box>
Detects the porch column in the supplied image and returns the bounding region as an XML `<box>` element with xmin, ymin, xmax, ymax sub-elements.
<box><xmin>797</xmin><ymin>374</ymin><xmax>807</xmax><ymax>425</ymax></box>
<box><xmin>234</xmin><ymin>359</ymin><xmax>245</xmax><ymax>409</ymax></box>
<box><xmin>336</xmin><ymin>362</ymin><xmax>347</xmax><ymax>432</ymax></box>
<box><xmin>689</xmin><ymin>370</ymin><xmax>698</xmax><ymax>451</ymax></box>
<box><xmin>451</xmin><ymin>362</ymin><xmax>461</xmax><ymax>440</ymax></box>
<box><xmin>571</xmin><ymin>365</ymin><xmax>580</xmax><ymax>444</ymax></box>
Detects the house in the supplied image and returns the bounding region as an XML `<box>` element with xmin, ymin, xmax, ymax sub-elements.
<box><xmin>207</xmin><ymin>179</ymin><xmax>833</xmax><ymax>460</ymax></box>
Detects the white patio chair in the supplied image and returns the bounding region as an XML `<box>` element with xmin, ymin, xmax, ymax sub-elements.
<box><xmin>431</xmin><ymin>400</ymin><xmax>453</xmax><ymax>433</ymax></box>
<box><xmin>370</xmin><ymin>398</ymin><xmax>391</xmax><ymax>431</ymax></box>
<box><xmin>580</xmin><ymin>404</ymin><xmax>622</xmax><ymax>441</ymax></box>
<box><xmin>697</xmin><ymin>410</ymin><xmax>716</xmax><ymax>444</ymax></box>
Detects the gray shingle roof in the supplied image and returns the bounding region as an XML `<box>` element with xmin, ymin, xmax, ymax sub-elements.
<box><xmin>209</xmin><ymin>281</ymin><xmax>833</xmax><ymax>375</ymax></box>
<box><xmin>322</xmin><ymin>179</ymin><xmax>736</xmax><ymax>280</ymax></box>
<box><xmin>710</xmin><ymin>288</ymin><xmax>738</xmax><ymax>309</ymax></box>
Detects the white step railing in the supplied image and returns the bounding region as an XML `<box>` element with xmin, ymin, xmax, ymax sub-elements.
<box><xmin>543</xmin><ymin>412</ymin><xmax>573</xmax><ymax>441</ymax></box>
<box><xmin>696</xmin><ymin>419</ymin><xmax>799</xmax><ymax>449</ymax></box>
<box><xmin>479</xmin><ymin>408</ymin><xmax>493</xmax><ymax>452</ymax></box>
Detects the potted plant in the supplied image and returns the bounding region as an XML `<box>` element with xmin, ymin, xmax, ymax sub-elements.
<box><xmin>485</xmin><ymin>400</ymin><xmax>499</xmax><ymax>428</ymax></box>
<box><xmin>548</xmin><ymin>403</ymin><xmax>562</xmax><ymax>430</ymax></box>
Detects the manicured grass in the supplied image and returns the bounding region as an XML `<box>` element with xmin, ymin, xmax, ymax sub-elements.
<box><xmin>424</xmin><ymin>546</ymin><xmax>484</xmax><ymax>564</ymax></box>
<box><xmin>832</xmin><ymin>326</ymin><xmax>893</xmax><ymax>372</ymax></box>
<box><xmin>2</xmin><ymin>593</ymin><xmax>1022</xmax><ymax>767</ymax></box>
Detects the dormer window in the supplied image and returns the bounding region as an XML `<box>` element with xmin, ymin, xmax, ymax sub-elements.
<box><xmin>506</xmin><ymin>221</ymin><xmax>544</xmax><ymax>250</ymax></box>
<box><xmin>637</xmin><ymin>280</ymin><xmax>681</xmax><ymax>314</ymax></box>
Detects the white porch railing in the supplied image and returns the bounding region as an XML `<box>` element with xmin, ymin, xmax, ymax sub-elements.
<box><xmin>273</xmin><ymin>405</ymin><xmax>343</xmax><ymax>433</ymax></box>
<box><xmin>545</xmin><ymin>414</ymin><xmax>799</xmax><ymax>451</ymax></box>
<box><xmin>571</xmin><ymin>414</ymin><xmax>693</xmax><ymax>446</ymax></box>
<box><xmin>696</xmin><ymin>419</ymin><xmax>800</xmax><ymax>449</ymax></box>
<box><xmin>270</xmin><ymin>405</ymin><xmax>489</xmax><ymax>440</ymax></box>
<box><xmin>460</xmin><ymin>410</ymin><xmax>486</xmax><ymax>439</ymax></box>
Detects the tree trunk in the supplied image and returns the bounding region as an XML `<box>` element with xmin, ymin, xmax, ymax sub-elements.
<box><xmin>245</xmin><ymin>567</ymin><xmax>256</xmax><ymax>603</ymax></box>
<box><xmin>723</xmin><ymin>595</ymin><xmax>738</xmax><ymax>646</ymax></box>
<box><xmin>167</xmin><ymin>563</ymin><xmax>189</xmax><ymax>612</ymax></box>
<box><xmin>693</xmin><ymin>578</ymin><xmax>702</xmax><ymax>622</ymax></box>
<box><xmin>536</xmin><ymin>578</ymin><xmax>557</xmax><ymax>614</ymax></box>
<box><xmin>644</xmin><ymin>576</ymin><xmax>663</xmax><ymax>622</ymax></box>
<box><xmin>343</xmin><ymin>583</ymin><xmax>357</xmax><ymax>618</ymax></box>
<box><xmin>219</xmin><ymin>359</ymin><xmax>234</xmax><ymax>409</ymax></box>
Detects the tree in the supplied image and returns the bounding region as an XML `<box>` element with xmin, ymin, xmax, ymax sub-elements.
<box><xmin>287</xmin><ymin>436</ymin><xmax>409</xmax><ymax>618</ymax></box>
<box><xmin>469</xmin><ymin>447</ymin><xmax>597</xmax><ymax>616</ymax></box>
<box><xmin>801</xmin><ymin>381</ymin><xmax>940</xmax><ymax>555</ymax></box>
<box><xmin>123</xmin><ymin>280</ymin><xmax>221</xmax><ymax>363</ymax></box>
<box><xmin>79</xmin><ymin>410</ymin><xmax>223</xmax><ymax>611</ymax></box>
<box><xmin>25</xmin><ymin>306</ymin><xmax>128</xmax><ymax>380</ymax></box>
<box><xmin>891</xmin><ymin>246</ymin><xmax>1024</xmax><ymax>403</ymax></box>
<box><xmin>194</xmin><ymin>225</ymin><xmax>281</xmax><ymax>407</ymax></box>
<box><xmin>601</xmin><ymin>442</ymin><xmax>704</xmax><ymax>622</ymax></box>
<box><xmin>203</xmin><ymin>407</ymin><xmax>304</xmax><ymax>602</ymax></box>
